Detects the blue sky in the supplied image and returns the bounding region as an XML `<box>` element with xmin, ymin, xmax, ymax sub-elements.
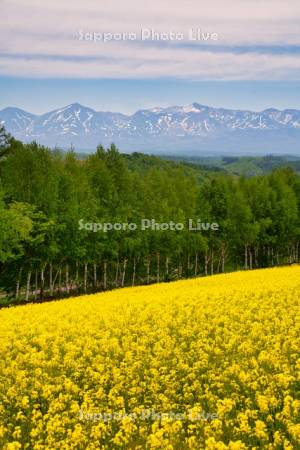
<box><xmin>0</xmin><ymin>0</ymin><xmax>300</xmax><ymax>113</ymax></box>
<box><xmin>1</xmin><ymin>78</ymin><xmax>300</xmax><ymax>114</ymax></box>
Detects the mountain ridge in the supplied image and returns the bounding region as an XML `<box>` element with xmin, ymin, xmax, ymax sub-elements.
<box><xmin>1</xmin><ymin>102</ymin><xmax>300</xmax><ymax>155</ymax></box>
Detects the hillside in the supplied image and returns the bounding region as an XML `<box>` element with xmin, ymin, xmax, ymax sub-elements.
<box><xmin>165</xmin><ymin>154</ymin><xmax>300</xmax><ymax>177</ymax></box>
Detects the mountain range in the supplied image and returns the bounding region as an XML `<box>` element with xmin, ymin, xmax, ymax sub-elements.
<box><xmin>1</xmin><ymin>102</ymin><xmax>300</xmax><ymax>155</ymax></box>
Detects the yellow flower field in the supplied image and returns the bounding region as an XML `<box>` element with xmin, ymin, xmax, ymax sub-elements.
<box><xmin>1</xmin><ymin>266</ymin><xmax>300</xmax><ymax>449</ymax></box>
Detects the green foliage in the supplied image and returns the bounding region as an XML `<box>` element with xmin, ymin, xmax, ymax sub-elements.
<box><xmin>1</xmin><ymin>124</ymin><xmax>300</xmax><ymax>302</ymax></box>
<box><xmin>0</xmin><ymin>192</ymin><xmax>33</xmax><ymax>263</ymax></box>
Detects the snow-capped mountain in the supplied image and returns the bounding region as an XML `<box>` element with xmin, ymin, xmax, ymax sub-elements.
<box><xmin>1</xmin><ymin>103</ymin><xmax>300</xmax><ymax>155</ymax></box>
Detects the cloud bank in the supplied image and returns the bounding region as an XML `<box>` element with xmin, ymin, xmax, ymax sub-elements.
<box><xmin>0</xmin><ymin>0</ymin><xmax>300</xmax><ymax>80</ymax></box>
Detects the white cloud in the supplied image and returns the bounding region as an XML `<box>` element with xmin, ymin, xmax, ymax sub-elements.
<box><xmin>0</xmin><ymin>0</ymin><xmax>300</xmax><ymax>79</ymax></box>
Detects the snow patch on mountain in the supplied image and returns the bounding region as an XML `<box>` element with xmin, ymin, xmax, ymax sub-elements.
<box><xmin>1</xmin><ymin>102</ymin><xmax>300</xmax><ymax>154</ymax></box>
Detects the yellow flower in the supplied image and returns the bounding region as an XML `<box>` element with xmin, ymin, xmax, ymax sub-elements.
<box><xmin>0</xmin><ymin>266</ymin><xmax>300</xmax><ymax>448</ymax></box>
<box><xmin>255</xmin><ymin>420</ymin><xmax>268</xmax><ymax>440</ymax></box>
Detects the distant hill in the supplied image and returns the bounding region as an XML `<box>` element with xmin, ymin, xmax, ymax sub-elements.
<box><xmin>164</xmin><ymin>154</ymin><xmax>300</xmax><ymax>177</ymax></box>
<box><xmin>1</xmin><ymin>102</ymin><xmax>300</xmax><ymax>155</ymax></box>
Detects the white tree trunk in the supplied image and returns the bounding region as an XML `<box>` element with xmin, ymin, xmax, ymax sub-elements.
<box><xmin>121</xmin><ymin>259</ymin><xmax>127</xmax><ymax>287</ymax></box>
<box><xmin>103</xmin><ymin>261</ymin><xmax>107</xmax><ymax>290</ymax></box>
<box><xmin>25</xmin><ymin>270</ymin><xmax>32</xmax><ymax>301</ymax></box>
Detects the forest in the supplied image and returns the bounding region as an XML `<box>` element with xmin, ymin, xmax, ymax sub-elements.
<box><xmin>1</xmin><ymin>125</ymin><xmax>300</xmax><ymax>305</ymax></box>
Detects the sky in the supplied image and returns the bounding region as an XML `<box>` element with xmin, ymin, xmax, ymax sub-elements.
<box><xmin>0</xmin><ymin>0</ymin><xmax>300</xmax><ymax>114</ymax></box>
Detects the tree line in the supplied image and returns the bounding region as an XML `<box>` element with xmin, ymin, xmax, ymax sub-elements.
<box><xmin>0</xmin><ymin>125</ymin><xmax>300</xmax><ymax>304</ymax></box>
